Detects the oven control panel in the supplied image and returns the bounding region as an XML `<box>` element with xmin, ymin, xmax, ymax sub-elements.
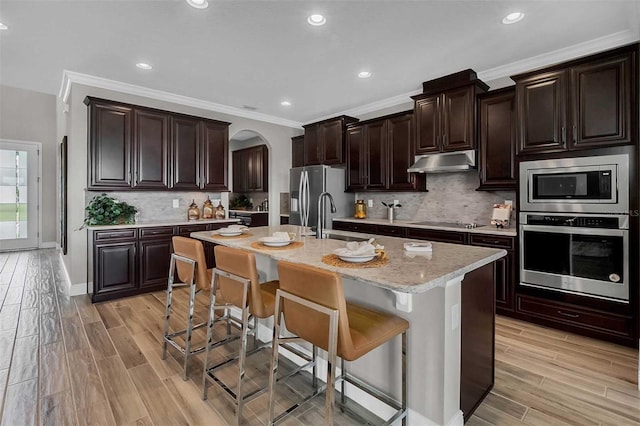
<box><xmin>526</xmin><ymin>214</ymin><xmax>620</xmax><ymax>229</ymax></box>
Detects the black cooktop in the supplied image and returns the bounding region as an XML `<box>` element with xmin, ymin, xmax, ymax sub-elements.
<box><xmin>411</xmin><ymin>220</ymin><xmax>481</xmax><ymax>229</ymax></box>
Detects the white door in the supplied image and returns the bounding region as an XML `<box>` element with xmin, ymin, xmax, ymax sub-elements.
<box><xmin>0</xmin><ymin>141</ymin><xmax>39</xmax><ymax>251</ymax></box>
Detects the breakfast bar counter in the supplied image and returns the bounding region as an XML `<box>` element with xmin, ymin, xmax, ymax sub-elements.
<box><xmin>191</xmin><ymin>225</ymin><xmax>506</xmax><ymax>425</ymax></box>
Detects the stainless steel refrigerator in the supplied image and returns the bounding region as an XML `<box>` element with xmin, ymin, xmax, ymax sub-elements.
<box><xmin>289</xmin><ymin>165</ymin><xmax>351</xmax><ymax>231</ymax></box>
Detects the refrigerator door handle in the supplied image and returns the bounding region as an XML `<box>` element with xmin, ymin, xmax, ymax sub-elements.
<box><xmin>303</xmin><ymin>170</ymin><xmax>310</xmax><ymax>227</ymax></box>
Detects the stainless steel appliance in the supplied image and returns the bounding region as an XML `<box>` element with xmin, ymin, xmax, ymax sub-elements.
<box><xmin>289</xmin><ymin>165</ymin><xmax>351</xmax><ymax>231</ymax></box>
<box><xmin>519</xmin><ymin>154</ymin><xmax>629</xmax><ymax>214</ymax></box>
<box><xmin>519</xmin><ymin>212</ymin><xmax>629</xmax><ymax>302</ymax></box>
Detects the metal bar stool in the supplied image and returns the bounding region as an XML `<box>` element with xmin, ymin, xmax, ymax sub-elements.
<box><xmin>268</xmin><ymin>260</ymin><xmax>409</xmax><ymax>426</ymax></box>
<box><xmin>163</xmin><ymin>236</ymin><xmax>230</xmax><ymax>380</ymax></box>
<box><xmin>202</xmin><ymin>246</ymin><xmax>314</xmax><ymax>425</ymax></box>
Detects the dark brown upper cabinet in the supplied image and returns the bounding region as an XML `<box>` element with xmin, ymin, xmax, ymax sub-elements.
<box><xmin>133</xmin><ymin>109</ymin><xmax>169</xmax><ymax>189</ymax></box>
<box><xmin>87</xmin><ymin>99</ymin><xmax>133</xmax><ymax>189</ymax></box>
<box><xmin>477</xmin><ymin>88</ymin><xmax>516</xmax><ymax>191</ymax></box>
<box><xmin>232</xmin><ymin>144</ymin><xmax>268</xmax><ymax>193</ymax></box>
<box><xmin>513</xmin><ymin>45</ymin><xmax>636</xmax><ymax>155</ymax></box>
<box><xmin>387</xmin><ymin>113</ymin><xmax>417</xmax><ymax>191</ymax></box>
<box><xmin>170</xmin><ymin>116</ymin><xmax>201</xmax><ymax>190</ymax></box>
<box><xmin>86</xmin><ymin>97</ymin><xmax>230</xmax><ymax>191</ymax></box>
<box><xmin>346</xmin><ymin>111</ymin><xmax>424</xmax><ymax>192</ymax></box>
<box><xmin>412</xmin><ymin>70</ymin><xmax>488</xmax><ymax>155</ymax></box>
<box><xmin>201</xmin><ymin>121</ymin><xmax>229</xmax><ymax>191</ymax></box>
<box><xmin>515</xmin><ymin>70</ymin><xmax>567</xmax><ymax>154</ymax></box>
<box><xmin>302</xmin><ymin>116</ymin><xmax>359</xmax><ymax>166</ymax></box>
<box><xmin>569</xmin><ymin>53</ymin><xmax>633</xmax><ymax>149</ymax></box>
<box><xmin>291</xmin><ymin>135</ymin><xmax>304</xmax><ymax>168</ymax></box>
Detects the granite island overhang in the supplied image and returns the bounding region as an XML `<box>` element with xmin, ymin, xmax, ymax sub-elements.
<box><xmin>191</xmin><ymin>225</ymin><xmax>506</xmax><ymax>425</ymax></box>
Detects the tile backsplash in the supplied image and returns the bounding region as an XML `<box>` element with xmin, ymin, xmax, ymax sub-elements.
<box><xmin>356</xmin><ymin>172</ymin><xmax>516</xmax><ymax>225</ymax></box>
<box><xmin>84</xmin><ymin>191</ymin><xmax>223</xmax><ymax>222</ymax></box>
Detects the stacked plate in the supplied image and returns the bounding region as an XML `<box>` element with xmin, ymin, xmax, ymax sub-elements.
<box><xmin>216</xmin><ymin>225</ymin><xmax>248</xmax><ymax>237</ymax></box>
<box><xmin>259</xmin><ymin>232</ymin><xmax>296</xmax><ymax>247</ymax></box>
<box><xmin>332</xmin><ymin>248</ymin><xmax>377</xmax><ymax>263</ymax></box>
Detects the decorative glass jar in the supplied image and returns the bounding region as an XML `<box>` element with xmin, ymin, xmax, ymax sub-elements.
<box><xmin>188</xmin><ymin>200</ymin><xmax>200</xmax><ymax>221</ymax></box>
<box><xmin>202</xmin><ymin>197</ymin><xmax>214</xmax><ymax>219</ymax></box>
<box><xmin>354</xmin><ymin>199</ymin><xmax>367</xmax><ymax>219</ymax></box>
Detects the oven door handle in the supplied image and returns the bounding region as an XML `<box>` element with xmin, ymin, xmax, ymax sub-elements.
<box><xmin>520</xmin><ymin>224</ymin><xmax>626</xmax><ymax>237</ymax></box>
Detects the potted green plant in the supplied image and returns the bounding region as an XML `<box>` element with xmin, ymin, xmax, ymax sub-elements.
<box><xmin>84</xmin><ymin>193</ymin><xmax>138</xmax><ymax>227</ymax></box>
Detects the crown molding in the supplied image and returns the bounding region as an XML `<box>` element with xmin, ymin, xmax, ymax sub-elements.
<box><xmin>58</xmin><ymin>70</ymin><xmax>303</xmax><ymax>129</ymax></box>
<box><xmin>330</xmin><ymin>30</ymin><xmax>639</xmax><ymax>121</ymax></box>
<box><xmin>304</xmin><ymin>90</ymin><xmax>420</xmax><ymax>125</ymax></box>
<box><xmin>59</xmin><ymin>30</ymin><xmax>639</xmax><ymax>128</ymax></box>
<box><xmin>477</xmin><ymin>30</ymin><xmax>639</xmax><ymax>83</ymax></box>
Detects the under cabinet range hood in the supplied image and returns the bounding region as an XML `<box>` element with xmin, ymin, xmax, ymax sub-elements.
<box><xmin>407</xmin><ymin>150</ymin><xmax>476</xmax><ymax>173</ymax></box>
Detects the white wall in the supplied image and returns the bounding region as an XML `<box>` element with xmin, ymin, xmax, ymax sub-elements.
<box><xmin>0</xmin><ymin>85</ymin><xmax>58</xmax><ymax>245</ymax></box>
<box><xmin>60</xmin><ymin>83</ymin><xmax>300</xmax><ymax>286</ymax></box>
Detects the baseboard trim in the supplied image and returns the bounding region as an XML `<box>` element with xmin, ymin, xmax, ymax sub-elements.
<box><xmin>40</xmin><ymin>241</ymin><xmax>57</xmax><ymax>249</ymax></box>
<box><xmin>58</xmin><ymin>252</ymin><xmax>88</xmax><ymax>296</ymax></box>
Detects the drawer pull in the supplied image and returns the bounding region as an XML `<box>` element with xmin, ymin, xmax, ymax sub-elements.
<box><xmin>557</xmin><ymin>310</ymin><xmax>579</xmax><ymax>318</ymax></box>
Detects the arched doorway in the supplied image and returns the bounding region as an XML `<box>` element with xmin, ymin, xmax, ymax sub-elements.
<box><xmin>228</xmin><ymin>130</ymin><xmax>274</xmax><ymax>225</ymax></box>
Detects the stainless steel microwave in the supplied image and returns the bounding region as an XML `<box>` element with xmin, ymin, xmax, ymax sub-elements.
<box><xmin>519</xmin><ymin>154</ymin><xmax>629</xmax><ymax>214</ymax></box>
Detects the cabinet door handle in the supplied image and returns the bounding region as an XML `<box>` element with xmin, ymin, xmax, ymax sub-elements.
<box><xmin>561</xmin><ymin>127</ymin><xmax>566</xmax><ymax>144</ymax></box>
<box><xmin>557</xmin><ymin>310</ymin><xmax>579</xmax><ymax>318</ymax></box>
<box><xmin>572</xmin><ymin>125</ymin><xmax>577</xmax><ymax>143</ymax></box>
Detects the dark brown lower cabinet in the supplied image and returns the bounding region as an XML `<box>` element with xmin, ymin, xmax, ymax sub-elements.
<box><xmin>469</xmin><ymin>234</ymin><xmax>515</xmax><ymax>315</ymax></box>
<box><xmin>138</xmin><ymin>227</ymin><xmax>175</xmax><ymax>292</ymax></box>
<box><xmin>91</xmin><ymin>222</ymin><xmax>228</xmax><ymax>302</ymax></box>
<box><xmin>461</xmin><ymin>262</ymin><xmax>495</xmax><ymax>421</ymax></box>
<box><xmin>93</xmin><ymin>240</ymin><xmax>138</xmax><ymax>301</ymax></box>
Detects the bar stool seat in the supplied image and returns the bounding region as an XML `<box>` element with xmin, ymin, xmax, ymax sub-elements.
<box><xmin>268</xmin><ymin>260</ymin><xmax>409</xmax><ymax>426</ymax></box>
<box><xmin>342</xmin><ymin>302</ymin><xmax>409</xmax><ymax>361</ymax></box>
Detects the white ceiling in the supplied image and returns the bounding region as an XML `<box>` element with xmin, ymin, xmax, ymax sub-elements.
<box><xmin>1</xmin><ymin>1</ymin><xmax>639</xmax><ymax>126</ymax></box>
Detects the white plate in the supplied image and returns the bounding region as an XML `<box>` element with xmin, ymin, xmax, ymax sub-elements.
<box><xmin>218</xmin><ymin>230</ymin><xmax>242</xmax><ymax>236</ymax></box>
<box><xmin>259</xmin><ymin>237</ymin><xmax>291</xmax><ymax>247</ymax></box>
<box><xmin>262</xmin><ymin>240</ymin><xmax>291</xmax><ymax>247</ymax></box>
<box><xmin>337</xmin><ymin>254</ymin><xmax>376</xmax><ymax>263</ymax></box>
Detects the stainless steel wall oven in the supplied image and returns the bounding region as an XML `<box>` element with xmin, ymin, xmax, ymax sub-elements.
<box><xmin>519</xmin><ymin>154</ymin><xmax>630</xmax><ymax>302</ymax></box>
<box><xmin>520</xmin><ymin>213</ymin><xmax>629</xmax><ymax>301</ymax></box>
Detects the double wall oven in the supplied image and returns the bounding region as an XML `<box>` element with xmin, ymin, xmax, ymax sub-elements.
<box><xmin>519</xmin><ymin>154</ymin><xmax>630</xmax><ymax>302</ymax></box>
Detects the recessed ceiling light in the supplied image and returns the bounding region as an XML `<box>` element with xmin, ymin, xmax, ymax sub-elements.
<box><xmin>307</xmin><ymin>14</ymin><xmax>326</xmax><ymax>26</ymax></box>
<box><xmin>136</xmin><ymin>62</ymin><xmax>153</xmax><ymax>70</ymax></box>
<box><xmin>186</xmin><ymin>0</ymin><xmax>208</xmax><ymax>9</ymax></box>
<box><xmin>281</xmin><ymin>101</ymin><xmax>292</xmax><ymax>107</ymax></box>
<box><xmin>0</xmin><ymin>23</ymin><xmax>8</xmax><ymax>30</ymax></box>
<box><xmin>502</xmin><ymin>12</ymin><xmax>525</xmax><ymax>24</ymax></box>
<box><xmin>358</xmin><ymin>71</ymin><xmax>372</xmax><ymax>79</ymax></box>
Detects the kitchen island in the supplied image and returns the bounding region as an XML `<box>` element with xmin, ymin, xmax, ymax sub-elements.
<box><xmin>191</xmin><ymin>225</ymin><xmax>506</xmax><ymax>425</ymax></box>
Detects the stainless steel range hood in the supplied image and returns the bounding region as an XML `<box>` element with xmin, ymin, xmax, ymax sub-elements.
<box><xmin>407</xmin><ymin>150</ymin><xmax>476</xmax><ymax>173</ymax></box>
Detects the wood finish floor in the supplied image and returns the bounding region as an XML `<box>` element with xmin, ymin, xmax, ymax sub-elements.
<box><xmin>0</xmin><ymin>249</ymin><xmax>638</xmax><ymax>425</ymax></box>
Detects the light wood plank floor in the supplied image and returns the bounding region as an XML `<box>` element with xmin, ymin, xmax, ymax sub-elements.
<box><xmin>0</xmin><ymin>249</ymin><xmax>638</xmax><ymax>425</ymax></box>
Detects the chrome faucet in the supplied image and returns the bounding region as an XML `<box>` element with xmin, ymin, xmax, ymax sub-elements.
<box><xmin>316</xmin><ymin>192</ymin><xmax>337</xmax><ymax>239</ymax></box>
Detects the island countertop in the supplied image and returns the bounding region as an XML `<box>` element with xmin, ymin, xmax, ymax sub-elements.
<box><xmin>190</xmin><ymin>224</ymin><xmax>505</xmax><ymax>294</ymax></box>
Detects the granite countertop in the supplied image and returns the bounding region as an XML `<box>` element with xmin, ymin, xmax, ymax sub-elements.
<box><xmin>333</xmin><ymin>217</ymin><xmax>517</xmax><ymax>237</ymax></box>
<box><xmin>190</xmin><ymin>225</ymin><xmax>505</xmax><ymax>294</ymax></box>
<box><xmin>228</xmin><ymin>210</ymin><xmax>269</xmax><ymax>214</ymax></box>
<box><xmin>86</xmin><ymin>218</ymin><xmax>240</xmax><ymax>230</ymax></box>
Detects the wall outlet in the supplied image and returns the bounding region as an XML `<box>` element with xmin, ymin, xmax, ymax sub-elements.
<box><xmin>393</xmin><ymin>199</ymin><xmax>399</xmax><ymax>206</ymax></box>
<box><xmin>172</xmin><ymin>199</ymin><xmax>179</xmax><ymax>208</ymax></box>
<box><xmin>367</xmin><ymin>199</ymin><xmax>373</xmax><ymax>208</ymax></box>
<box><xmin>504</xmin><ymin>200</ymin><xmax>513</xmax><ymax>207</ymax></box>
<box><xmin>451</xmin><ymin>304</ymin><xmax>459</xmax><ymax>330</ymax></box>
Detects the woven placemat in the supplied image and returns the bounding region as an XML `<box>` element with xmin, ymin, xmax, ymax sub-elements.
<box><xmin>321</xmin><ymin>253</ymin><xmax>389</xmax><ymax>268</ymax></box>
<box><xmin>211</xmin><ymin>232</ymin><xmax>253</xmax><ymax>239</ymax></box>
<box><xmin>250</xmin><ymin>241</ymin><xmax>304</xmax><ymax>250</ymax></box>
